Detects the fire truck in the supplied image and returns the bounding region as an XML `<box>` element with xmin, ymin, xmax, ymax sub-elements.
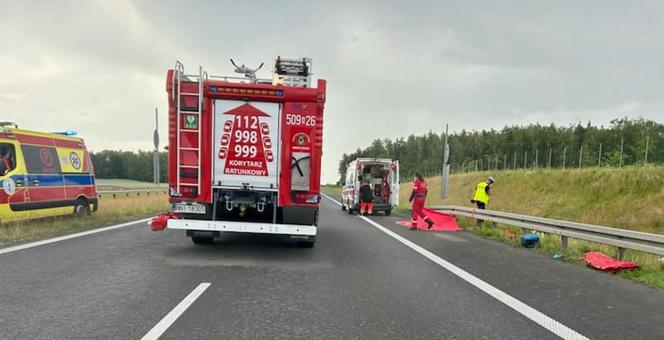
<box><xmin>163</xmin><ymin>57</ymin><xmax>326</xmax><ymax>247</ymax></box>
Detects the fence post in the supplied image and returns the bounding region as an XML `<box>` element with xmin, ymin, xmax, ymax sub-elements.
<box><xmin>513</xmin><ymin>151</ymin><xmax>517</xmax><ymax>169</ymax></box>
<box><xmin>618</xmin><ymin>247</ymin><xmax>626</xmax><ymax>260</ymax></box>
<box><xmin>619</xmin><ymin>138</ymin><xmax>624</xmax><ymax>168</ymax></box>
<box><xmin>598</xmin><ymin>143</ymin><xmax>602</xmax><ymax>168</ymax></box>
<box><xmin>504</xmin><ymin>154</ymin><xmax>507</xmax><ymax>170</ymax></box>
<box><xmin>524</xmin><ymin>150</ymin><xmax>528</xmax><ymax>169</ymax></box>
<box><xmin>645</xmin><ymin>136</ymin><xmax>649</xmax><ymax>164</ymax></box>
<box><xmin>547</xmin><ymin>148</ymin><xmax>552</xmax><ymax>168</ymax></box>
<box><xmin>578</xmin><ymin>145</ymin><xmax>584</xmax><ymax>169</ymax></box>
<box><xmin>561</xmin><ymin>235</ymin><xmax>569</xmax><ymax>253</ymax></box>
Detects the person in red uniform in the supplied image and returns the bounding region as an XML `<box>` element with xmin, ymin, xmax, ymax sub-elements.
<box><xmin>408</xmin><ymin>171</ymin><xmax>434</xmax><ymax>230</ymax></box>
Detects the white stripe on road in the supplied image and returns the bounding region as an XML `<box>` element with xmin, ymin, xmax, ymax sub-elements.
<box><xmin>141</xmin><ymin>282</ymin><xmax>211</xmax><ymax>340</ymax></box>
<box><xmin>321</xmin><ymin>193</ymin><xmax>587</xmax><ymax>340</ymax></box>
<box><xmin>0</xmin><ymin>218</ymin><xmax>151</xmax><ymax>256</ymax></box>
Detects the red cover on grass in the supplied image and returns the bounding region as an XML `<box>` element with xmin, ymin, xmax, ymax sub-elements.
<box><xmin>582</xmin><ymin>251</ymin><xmax>639</xmax><ymax>272</ymax></box>
<box><xmin>396</xmin><ymin>208</ymin><xmax>461</xmax><ymax>231</ymax></box>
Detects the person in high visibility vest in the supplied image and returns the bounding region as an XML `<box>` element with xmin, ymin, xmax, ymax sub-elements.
<box><xmin>471</xmin><ymin>176</ymin><xmax>495</xmax><ymax>225</ymax></box>
<box><xmin>408</xmin><ymin>171</ymin><xmax>434</xmax><ymax>230</ymax></box>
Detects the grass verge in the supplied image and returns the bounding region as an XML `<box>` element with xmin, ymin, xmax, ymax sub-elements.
<box><xmin>457</xmin><ymin>218</ymin><xmax>664</xmax><ymax>288</ymax></box>
<box><xmin>0</xmin><ymin>193</ymin><xmax>169</xmax><ymax>246</ymax></box>
<box><xmin>321</xmin><ymin>185</ymin><xmax>342</xmax><ymax>199</ymax></box>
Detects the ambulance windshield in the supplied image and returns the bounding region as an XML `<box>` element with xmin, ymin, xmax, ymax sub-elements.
<box><xmin>0</xmin><ymin>143</ymin><xmax>16</xmax><ymax>176</ymax></box>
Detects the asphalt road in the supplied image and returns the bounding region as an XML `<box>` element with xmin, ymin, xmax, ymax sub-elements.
<box><xmin>1</xmin><ymin>197</ymin><xmax>663</xmax><ymax>339</ymax></box>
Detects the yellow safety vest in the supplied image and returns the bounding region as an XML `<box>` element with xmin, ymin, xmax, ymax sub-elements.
<box><xmin>473</xmin><ymin>182</ymin><xmax>490</xmax><ymax>204</ymax></box>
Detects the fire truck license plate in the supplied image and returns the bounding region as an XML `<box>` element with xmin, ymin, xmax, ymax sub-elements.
<box><xmin>172</xmin><ymin>203</ymin><xmax>206</xmax><ymax>214</ymax></box>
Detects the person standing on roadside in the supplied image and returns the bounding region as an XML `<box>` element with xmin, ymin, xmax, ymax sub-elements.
<box><xmin>471</xmin><ymin>176</ymin><xmax>495</xmax><ymax>225</ymax></box>
<box><xmin>408</xmin><ymin>171</ymin><xmax>434</xmax><ymax>230</ymax></box>
<box><xmin>359</xmin><ymin>180</ymin><xmax>374</xmax><ymax>216</ymax></box>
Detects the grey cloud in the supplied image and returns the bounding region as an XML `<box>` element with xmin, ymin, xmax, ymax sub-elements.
<box><xmin>1</xmin><ymin>1</ymin><xmax>663</xmax><ymax>183</ymax></box>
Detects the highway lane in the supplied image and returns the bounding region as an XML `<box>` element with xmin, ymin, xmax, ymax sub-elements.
<box><xmin>0</xmin><ymin>198</ymin><xmax>662</xmax><ymax>339</ymax></box>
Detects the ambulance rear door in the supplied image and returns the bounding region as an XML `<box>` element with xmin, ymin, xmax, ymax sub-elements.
<box><xmin>390</xmin><ymin>160</ymin><xmax>399</xmax><ymax>207</ymax></box>
<box><xmin>213</xmin><ymin>100</ymin><xmax>281</xmax><ymax>190</ymax></box>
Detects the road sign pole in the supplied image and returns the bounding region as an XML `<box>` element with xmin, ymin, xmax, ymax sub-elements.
<box><xmin>441</xmin><ymin>124</ymin><xmax>450</xmax><ymax>199</ymax></box>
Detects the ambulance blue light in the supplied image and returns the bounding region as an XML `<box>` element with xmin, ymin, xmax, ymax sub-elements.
<box><xmin>53</xmin><ymin>130</ymin><xmax>78</xmax><ymax>136</ymax></box>
<box><xmin>210</xmin><ymin>86</ymin><xmax>218</xmax><ymax>92</ymax></box>
<box><xmin>275</xmin><ymin>90</ymin><xmax>283</xmax><ymax>96</ymax></box>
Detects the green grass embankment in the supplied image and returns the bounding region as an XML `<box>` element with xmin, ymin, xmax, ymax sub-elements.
<box><xmin>397</xmin><ymin>166</ymin><xmax>664</xmax><ymax>287</ymax></box>
<box><xmin>0</xmin><ymin>194</ymin><xmax>169</xmax><ymax>246</ymax></box>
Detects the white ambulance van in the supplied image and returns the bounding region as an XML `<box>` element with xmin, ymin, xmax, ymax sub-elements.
<box><xmin>341</xmin><ymin>158</ymin><xmax>399</xmax><ymax>215</ymax></box>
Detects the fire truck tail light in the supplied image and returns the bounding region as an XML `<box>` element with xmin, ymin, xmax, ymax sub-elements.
<box><xmin>265</xmin><ymin>150</ymin><xmax>274</xmax><ymax>162</ymax></box>
<box><xmin>219</xmin><ymin>148</ymin><xmax>227</xmax><ymax>159</ymax></box>
<box><xmin>294</xmin><ymin>193</ymin><xmax>319</xmax><ymax>204</ymax></box>
<box><xmin>180</xmin><ymin>186</ymin><xmax>198</xmax><ymax>198</ymax></box>
<box><xmin>260</xmin><ymin>123</ymin><xmax>269</xmax><ymax>135</ymax></box>
<box><xmin>221</xmin><ymin>134</ymin><xmax>230</xmax><ymax>146</ymax></box>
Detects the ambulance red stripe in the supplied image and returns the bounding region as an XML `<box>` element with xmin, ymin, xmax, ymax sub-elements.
<box><xmin>14</xmin><ymin>134</ymin><xmax>84</xmax><ymax>149</ymax></box>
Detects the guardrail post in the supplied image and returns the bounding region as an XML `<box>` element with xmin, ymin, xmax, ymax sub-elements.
<box><xmin>618</xmin><ymin>247</ymin><xmax>626</xmax><ymax>260</ymax></box>
<box><xmin>561</xmin><ymin>235</ymin><xmax>568</xmax><ymax>253</ymax></box>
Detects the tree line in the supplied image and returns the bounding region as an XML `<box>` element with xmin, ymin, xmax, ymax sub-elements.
<box><xmin>90</xmin><ymin>150</ymin><xmax>167</xmax><ymax>182</ymax></box>
<box><xmin>337</xmin><ymin>117</ymin><xmax>663</xmax><ymax>183</ymax></box>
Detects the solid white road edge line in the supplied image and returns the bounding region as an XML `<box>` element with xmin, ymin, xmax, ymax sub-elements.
<box><xmin>141</xmin><ymin>282</ymin><xmax>211</xmax><ymax>340</ymax></box>
<box><xmin>0</xmin><ymin>218</ymin><xmax>151</xmax><ymax>256</ymax></box>
<box><xmin>321</xmin><ymin>192</ymin><xmax>587</xmax><ymax>340</ymax></box>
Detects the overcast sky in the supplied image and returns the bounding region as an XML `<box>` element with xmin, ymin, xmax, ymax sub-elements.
<box><xmin>2</xmin><ymin>1</ymin><xmax>663</xmax><ymax>183</ymax></box>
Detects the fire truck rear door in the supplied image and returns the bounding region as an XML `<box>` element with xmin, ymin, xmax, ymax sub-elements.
<box><xmin>390</xmin><ymin>160</ymin><xmax>400</xmax><ymax>206</ymax></box>
<box><xmin>213</xmin><ymin>100</ymin><xmax>281</xmax><ymax>190</ymax></box>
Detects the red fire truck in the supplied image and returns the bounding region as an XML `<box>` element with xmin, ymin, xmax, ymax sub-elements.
<box><xmin>163</xmin><ymin>57</ymin><xmax>326</xmax><ymax>247</ymax></box>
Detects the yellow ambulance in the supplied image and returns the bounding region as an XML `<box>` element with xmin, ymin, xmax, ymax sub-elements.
<box><xmin>0</xmin><ymin>123</ymin><xmax>98</xmax><ymax>223</ymax></box>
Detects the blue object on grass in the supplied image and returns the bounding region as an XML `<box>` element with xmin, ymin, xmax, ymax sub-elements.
<box><xmin>521</xmin><ymin>233</ymin><xmax>540</xmax><ymax>248</ymax></box>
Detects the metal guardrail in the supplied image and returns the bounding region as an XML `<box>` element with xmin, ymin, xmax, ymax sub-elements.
<box><xmin>432</xmin><ymin>205</ymin><xmax>664</xmax><ymax>259</ymax></box>
<box><xmin>97</xmin><ymin>189</ymin><xmax>168</xmax><ymax>199</ymax></box>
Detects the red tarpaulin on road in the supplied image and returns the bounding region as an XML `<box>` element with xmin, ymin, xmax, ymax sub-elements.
<box><xmin>582</xmin><ymin>251</ymin><xmax>639</xmax><ymax>272</ymax></box>
<box><xmin>149</xmin><ymin>212</ymin><xmax>181</xmax><ymax>231</ymax></box>
<box><xmin>396</xmin><ymin>208</ymin><xmax>461</xmax><ymax>231</ymax></box>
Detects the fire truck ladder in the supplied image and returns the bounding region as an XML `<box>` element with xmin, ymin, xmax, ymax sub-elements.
<box><xmin>173</xmin><ymin>61</ymin><xmax>205</xmax><ymax>195</ymax></box>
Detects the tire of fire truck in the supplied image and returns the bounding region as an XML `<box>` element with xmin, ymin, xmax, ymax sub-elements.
<box><xmin>191</xmin><ymin>236</ymin><xmax>214</xmax><ymax>245</ymax></box>
<box><xmin>73</xmin><ymin>197</ymin><xmax>90</xmax><ymax>217</ymax></box>
<box><xmin>297</xmin><ymin>237</ymin><xmax>316</xmax><ymax>248</ymax></box>
<box><xmin>385</xmin><ymin>208</ymin><xmax>392</xmax><ymax>216</ymax></box>
<box><xmin>341</xmin><ymin>201</ymin><xmax>346</xmax><ymax>211</ymax></box>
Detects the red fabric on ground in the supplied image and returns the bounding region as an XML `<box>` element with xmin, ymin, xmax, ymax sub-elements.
<box><xmin>582</xmin><ymin>251</ymin><xmax>639</xmax><ymax>272</ymax></box>
<box><xmin>149</xmin><ymin>212</ymin><xmax>181</xmax><ymax>231</ymax></box>
<box><xmin>396</xmin><ymin>208</ymin><xmax>461</xmax><ymax>231</ymax></box>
